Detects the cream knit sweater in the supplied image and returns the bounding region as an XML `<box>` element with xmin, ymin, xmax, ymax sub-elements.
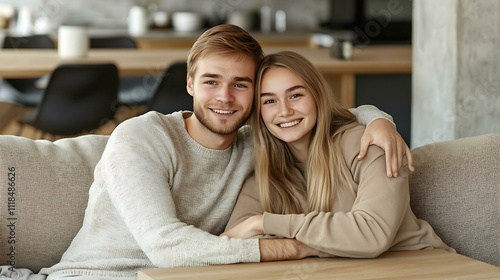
<box><xmin>41</xmin><ymin>111</ymin><xmax>259</xmax><ymax>279</ymax></box>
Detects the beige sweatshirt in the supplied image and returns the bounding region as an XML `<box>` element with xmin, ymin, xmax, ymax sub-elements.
<box><xmin>226</xmin><ymin>125</ymin><xmax>455</xmax><ymax>258</ymax></box>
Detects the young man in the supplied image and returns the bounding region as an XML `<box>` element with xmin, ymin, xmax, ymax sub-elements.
<box><xmin>39</xmin><ymin>24</ymin><xmax>411</xmax><ymax>280</ymax></box>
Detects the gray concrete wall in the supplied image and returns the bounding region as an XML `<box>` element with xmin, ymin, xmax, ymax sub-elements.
<box><xmin>456</xmin><ymin>0</ymin><xmax>500</xmax><ymax>139</ymax></box>
<box><xmin>1</xmin><ymin>0</ymin><xmax>330</xmax><ymax>31</ymax></box>
<box><xmin>412</xmin><ymin>0</ymin><xmax>500</xmax><ymax>147</ymax></box>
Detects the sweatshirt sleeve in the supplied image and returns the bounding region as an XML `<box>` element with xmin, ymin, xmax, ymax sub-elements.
<box><xmin>100</xmin><ymin>117</ymin><xmax>260</xmax><ymax>267</ymax></box>
<box><xmin>349</xmin><ymin>104</ymin><xmax>395</xmax><ymax>126</ymax></box>
<box><xmin>225</xmin><ymin>174</ymin><xmax>264</xmax><ymax>231</ymax></box>
<box><xmin>262</xmin><ymin>126</ymin><xmax>410</xmax><ymax>258</ymax></box>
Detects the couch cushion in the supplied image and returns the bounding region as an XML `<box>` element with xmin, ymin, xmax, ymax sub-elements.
<box><xmin>0</xmin><ymin>134</ymin><xmax>109</xmax><ymax>273</ymax></box>
<box><xmin>409</xmin><ymin>133</ymin><xmax>500</xmax><ymax>267</ymax></box>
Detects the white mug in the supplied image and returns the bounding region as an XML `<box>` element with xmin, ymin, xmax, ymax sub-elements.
<box><xmin>58</xmin><ymin>25</ymin><xmax>89</xmax><ymax>59</ymax></box>
<box><xmin>128</xmin><ymin>6</ymin><xmax>148</xmax><ymax>35</ymax></box>
<box><xmin>17</xmin><ymin>6</ymin><xmax>33</xmax><ymax>35</ymax></box>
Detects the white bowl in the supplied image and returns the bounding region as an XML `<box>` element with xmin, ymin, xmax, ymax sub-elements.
<box><xmin>172</xmin><ymin>12</ymin><xmax>203</xmax><ymax>32</ymax></box>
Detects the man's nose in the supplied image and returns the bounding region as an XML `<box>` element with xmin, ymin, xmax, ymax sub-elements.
<box><xmin>216</xmin><ymin>86</ymin><xmax>234</xmax><ymax>103</ymax></box>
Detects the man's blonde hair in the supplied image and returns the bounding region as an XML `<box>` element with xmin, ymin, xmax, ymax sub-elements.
<box><xmin>187</xmin><ymin>24</ymin><xmax>264</xmax><ymax>80</ymax></box>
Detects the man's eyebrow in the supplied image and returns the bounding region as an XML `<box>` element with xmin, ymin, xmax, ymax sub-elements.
<box><xmin>234</xmin><ymin>76</ymin><xmax>253</xmax><ymax>83</ymax></box>
<box><xmin>200</xmin><ymin>73</ymin><xmax>221</xmax><ymax>79</ymax></box>
<box><xmin>199</xmin><ymin>73</ymin><xmax>253</xmax><ymax>83</ymax></box>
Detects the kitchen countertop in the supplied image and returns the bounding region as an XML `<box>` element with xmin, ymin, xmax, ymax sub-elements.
<box><xmin>0</xmin><ymin>27</ymin><xmax>354</xmax><ymax>48</ymax></box>
<box><xmin>85</xmin><ymin>27</ymin><xmax>323</xmax><ymax>40</ymax></box>
<box><xmin>85</xmin><ymin>27</ymin><xmax>319</xmax><ymax>48</ymax></box>
<box><xmin>0</xmin><ymin>45</ymin><xmax>410</xmax><ymax>108</ymax></box>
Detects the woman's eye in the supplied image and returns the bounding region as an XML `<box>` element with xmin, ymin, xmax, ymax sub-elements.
<box><xmin>291</xmin><ymin>93</ymin><xmax>302</xmax><ymax>99</ymax></box>
<box><xmin>263</xmin><ymin>99</ymin><xmax>275</xmax><ymax>104</ymax></box>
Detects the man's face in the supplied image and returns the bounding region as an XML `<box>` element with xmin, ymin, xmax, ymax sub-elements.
<box><xmin>187</xmin><ymin>54</ymin><xmax>256</xmax><ymax>136</ymax></box>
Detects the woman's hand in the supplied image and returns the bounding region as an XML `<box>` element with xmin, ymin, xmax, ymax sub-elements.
<box><xmin>221</xmin><ymin>215</ymin><xmax>263</xmax><ymax>238</ymax></box>
<box><xmin>358</xmin><ymin>118</ymin><xmax>415</xmax><ymax>177</ymax></box>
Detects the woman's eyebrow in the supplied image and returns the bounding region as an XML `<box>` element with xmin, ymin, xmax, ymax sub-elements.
<box><xmin>260</xmin><ymin>92</ymin><xmax>275</xmax><ymax>97</ymax></box>
<box><xmin>286</xmin><ymin>85</ymin><xmax>305</xmax><ymax>93</ymax></box>
<box><xmin>260</xmin><ymin>85</ymin><xmax>304</xmax><ymax>97</ymax></box>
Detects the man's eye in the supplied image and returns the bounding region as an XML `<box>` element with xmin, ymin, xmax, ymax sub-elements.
<box><xmin>235</xmin><ymin>83</ymin><xmax>247</xmax><ymax>88</ymax></box>
<box><xmin>205</xmin><ymin>81</ymin><xmax>216</xmax><ymax>85</ymax></box>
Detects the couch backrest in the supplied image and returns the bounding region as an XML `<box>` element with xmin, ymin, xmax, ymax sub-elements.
<box><xmin>1</xmin><ymin>133</ymin><xmax>498</xmax><ymax>272</ymax></box>
<box><xmin>0</xmin><ymin>134</ymin><xmax>109</xmax><ymax>273</ymax></box>
<box><xmin>409</xmin><ymin>133</ymin><xmax>500</xmax><ymax>267</ymax></box>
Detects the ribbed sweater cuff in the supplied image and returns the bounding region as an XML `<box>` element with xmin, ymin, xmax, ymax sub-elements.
<box><xmin>240</xmin><ymin>238</ymin><xmax>261</xmax><ymax>263</ymax></box>
<box><xmin>262</xmin><ymin>212</ymin><xmax>293</xmax><ymax>238</ymax></box>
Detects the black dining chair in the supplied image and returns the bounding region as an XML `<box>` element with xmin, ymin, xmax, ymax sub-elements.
<box><xmin>0</xmin><ymin>34</ymin><xmax>55</xmax><ymax>106</ymax></box>
<box><xmin>89</xmin><ymin>36</ymin><xmax>137</xmax><ymax>49</ymax></box>
<box><xmin>16</xmin><ymin>63</ymin><xmax>120</xmax><ymax>139</ymax></box>
<box><xmin>144</xmin><ymin>61</ymin><xmax>192</xmax><ymax>114</ymax></box>
<box><xmin>89</xmin><ymin>36</ymin><xmax>158</xmax><ymax>106</ymax></box>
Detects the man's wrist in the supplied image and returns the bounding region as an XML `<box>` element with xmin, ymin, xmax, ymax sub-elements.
<box><xmin>259</xmin><ymin>238</ymin><xmax>303</xmax><ymax>261</ymax></box>
<box><xmin>367</xmin><ymin>117</ymin><xmax>396</xmax><ymax>128</ymax></box>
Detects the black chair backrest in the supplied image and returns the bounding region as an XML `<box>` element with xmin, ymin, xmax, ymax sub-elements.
<box><xmin>31</xmin><ymin>64</ymin><xmax>119</xmax><ymax>135</ymax></box>
<box><xmin>89</xmin><ymin>36</ymin><xmax>137</xmax><ymax>49</ymax></box>
<box><xmin>2</xmin><ymin>35</ymin><xmax>55</xmax><ymax>93</ymax></box>
<box><xmin>2</xmin><ymin>34</ymin><xmax>55</xmax><ymax>49</ymax></box>
<box><xmin>146</xmin><ymin>62</ymin><xmax>192</xmax><ymax>114</ymax></box>
<box><xmin>89</xmin><ymin>36</ymin><xmax>150</xmax><ymax>105</ymax></box>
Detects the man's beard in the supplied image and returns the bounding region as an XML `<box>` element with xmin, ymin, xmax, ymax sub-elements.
<box><xmin>193</xmin><ymin>107</ymin><xmax>249</xmax><ymax>136</ymax></box>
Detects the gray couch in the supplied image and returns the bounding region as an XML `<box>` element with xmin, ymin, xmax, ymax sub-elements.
<box><xmin>0</xmin><ymin>133</ymin><xmax>499</xmax><ymax>273</ymax></box>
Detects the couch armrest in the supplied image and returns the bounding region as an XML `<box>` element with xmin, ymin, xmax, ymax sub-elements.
<box><xmin>0</xmin><ymin>135</ymin><xmax>109</xmax><ymax>273</ymax></box>
<box><xmin>409</xmin><ymin>133</ymin><xmax>500</xmax><ymax>267</ymax></box>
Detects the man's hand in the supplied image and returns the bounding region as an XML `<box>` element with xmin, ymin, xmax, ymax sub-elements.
<box><xmin>222</xmin><ymin>217</ymin><xmax>333</xmax><ymax>261</ymax></box>
<box><xmin>358</xmin><ymin>119</ymin><xmax>415</xmax><ymax>177</ymax></box>
<box><xmin>221</xmin><ymin>215</ymin><xmax>263</xmax><ymax>239</ymax></box>
<box><xmin>259</xmin><ymin>239</ymin><xmax>332</xmax><ymax>262</ymax></box>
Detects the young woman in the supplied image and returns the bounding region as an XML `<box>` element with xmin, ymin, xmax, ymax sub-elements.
<box><xmin>222</xmin><ymin>51</ymin><xmax>454</xmax><ymax>257</ymax></box>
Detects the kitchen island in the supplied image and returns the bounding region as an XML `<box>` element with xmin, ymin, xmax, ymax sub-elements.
<box><xmin>0</xmin><ymin>45</ymin><xmax>410</xmax><ymax>109</ymax></box>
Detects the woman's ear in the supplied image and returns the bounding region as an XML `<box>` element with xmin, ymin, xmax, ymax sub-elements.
<box><xmin>186</xmin><ymin>75</ymin><xmax>194</xmax><ymax>96</ymax></box>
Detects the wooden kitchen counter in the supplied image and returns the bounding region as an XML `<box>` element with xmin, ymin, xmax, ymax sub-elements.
<box><xmin>0</xmin><ymin>45</ymin><xmax>410</xmax><ymax>108</ymax></box>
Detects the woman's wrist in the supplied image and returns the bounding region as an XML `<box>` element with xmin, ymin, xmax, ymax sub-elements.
<box><xmin>252</xmin><ymin>215</ymin><xmax>264</xmax><ymax>235</ymax></box>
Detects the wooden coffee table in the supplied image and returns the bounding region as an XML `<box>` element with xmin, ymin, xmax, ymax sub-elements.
<box><xmin>137</xmin><ymin>249</ymin><xmax>500</xmax><ymax>280</ymax></box>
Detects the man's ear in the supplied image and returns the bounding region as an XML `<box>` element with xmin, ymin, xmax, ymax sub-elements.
<box><xmin>186</xmin><ymin>75</ymin><xmax>194</xmax><ymax>97</ymax></box>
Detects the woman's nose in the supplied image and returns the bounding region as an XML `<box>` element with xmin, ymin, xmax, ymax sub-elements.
<box><xmin>279</xmin><ymin>101</ymin><xmax>293</xmax><ymax>116</ymax></box>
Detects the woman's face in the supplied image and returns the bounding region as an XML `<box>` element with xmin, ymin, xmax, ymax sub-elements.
<box><xmin>259</xmin><ymin>66</ymin><xmax>317</xmax><ymax>152</ymax></box>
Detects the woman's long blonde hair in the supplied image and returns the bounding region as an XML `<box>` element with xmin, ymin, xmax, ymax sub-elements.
<box><xmin>250</xmin><ymin>51</ymin><xmax>357</xmax><ymax>214</ymax></box>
